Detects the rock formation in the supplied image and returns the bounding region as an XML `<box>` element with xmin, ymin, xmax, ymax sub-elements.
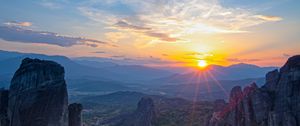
<box><xmin>0</xmin><ymin>89</ymin><xmax>9</xmax><ymax>126</ymax></box>
<box><xmin>208</xmin><ymin>55</ymin><xmax>300</xmax><ymax>126</ymax></box>
<box><xmin>118</xmin><ymin>97</ymin><xmax>157</xmax><ymax>126</ymax></box>
<box><xmin>8</xmin><ymin>58</ymin><xmax>68</xmax><ymax>126</ymax></box>
<box><xmin>68</xmin><ymin>103</ymin><xmax>83</xmax><ymax>126</ymax></box>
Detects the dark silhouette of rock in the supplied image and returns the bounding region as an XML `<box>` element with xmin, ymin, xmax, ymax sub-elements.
<box><xmin>263</xmin><ymin>69</ymin><xmax>279</xmax><ymax>91</ymax></box>
<box><xmin>68</xmin><ymin>103</ymin><xmax>82</xmax><ymax>126</ymax></box>
<box><xmin>270</xmin><ymin>55</ymin><xmax>300</xmax><ymax>126</ymax></box>
<box><xmin>0</xmin><ymin>89</ymin><xmax>9</xmax><ymax>126</ymax></box>
<box><xmin>208</xmin><ymin>55</ymin><xmax>300</xmax><ymax>126</ymax></box>
<box><xmin>8</xmin><ymin>58</ymin><xmax>68</xmax><ymax>126</ymax></box>
<box><xmin>117</xmin><ymin>97</ymin><xmax>157</xmax><ymax>126</ymax></box>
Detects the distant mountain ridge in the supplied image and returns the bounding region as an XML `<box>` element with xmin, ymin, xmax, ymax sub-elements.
<box><xmin>0</xmin><ymin>50</ymin><xmax>174</xmax><ymax>88</ymax></box>
<box><xmin>154</xmin><ymin>63</ymin><xmax>277</xmax><ymax>84</ymax></box>
<box><xmin>0</xmin><ymin>50</ymin><xmax>276</xmax><ymax>90</ymax></box>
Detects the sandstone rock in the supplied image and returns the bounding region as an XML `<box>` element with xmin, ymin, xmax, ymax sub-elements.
<box><xmin>68</xmin><ymin>103</ymin><xmax>83</xmax><ymax>126</ymax></box>
<box><xmin>8</xmin><ymin>58</ymin><xmax>68</xmax><ymax>126</ymax></box>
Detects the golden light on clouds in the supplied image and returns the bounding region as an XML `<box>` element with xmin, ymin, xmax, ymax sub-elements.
<box><xmin>0</xmin><ymin>0</ymin><xmax>293</xmax><ymax>68</ymax></box>
<box><xmin>255</xmin><ymin>15</ymin><xmax>283</xmax><ymax>21</ymax></box>
<box><xmin>80</xmin><ymin>0</ymin><xmax>283</xmax><ymax>45</ymax></box>
<box><xmin>76</xmin><ymin>0</ymin><xmax>286</xmax><ymax>67</ymax></box>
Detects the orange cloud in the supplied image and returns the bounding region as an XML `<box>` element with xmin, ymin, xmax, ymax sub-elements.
<box><xmin>255</xmin><ymin>15</ymin><xmax>282</xmax><ymax>21</ymax></box>
<box><xmin>4</xmin><ymin>21</ymin><xmax>32</xmax><ymax>27</ymax></box>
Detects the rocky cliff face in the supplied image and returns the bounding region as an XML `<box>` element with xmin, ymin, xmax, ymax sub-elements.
<box><xmin>208</xmin><ymin>55</ymin><xmax>300</xmax><ymax>126</ymax></box>
<box><xmin>117</xmin><ymin>97</ymin><xmax>157</xmax><ymax>126</ymax></box>
<box><xmin>8</xmin><ymin>58</ymin><xmax>68</xmax><ymax>126</ymax></box>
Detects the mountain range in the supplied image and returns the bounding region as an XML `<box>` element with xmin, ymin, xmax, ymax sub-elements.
<box><xmin>0</xmin><ymin>50</ymin><xmax>277</xmax><ymax>99</ymax></box>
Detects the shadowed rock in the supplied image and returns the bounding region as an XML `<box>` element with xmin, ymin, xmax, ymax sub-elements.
<box><xmin>68</xmin><ymin>103</ymin><xmax>82</xmax><ymax>126</ymax></box>
<box><xmin>0</xmin><ymin>89</ymin><xmax>9</xmax><ymax>126</ymax></box>
<box><xmin>117</xmin><ymin>97</ymin><xmax>157</xmax><ymax>126</ymax></box>
<box><xmin>8</xmin><ymin>58</ymin><xmax>68</xmax><ymax>126</ymax></box>
<box><xmin>208</xmin><ymin>55</ymin><xmax>300</xmax><ymax>126</ymax></box>
<box><xmin>263</xmin><ymin>69</ymin><xmax>279</xmax><ymax>91</ymax></box>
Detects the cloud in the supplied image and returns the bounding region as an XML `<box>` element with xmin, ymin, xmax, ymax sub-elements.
<box><xmin>114</xmin><ymin>20</ymin><xmax>151</xmax><ymax>31</ymax></box>
<box><xmin>92</xmin><ymin>51</ymin><xmax>106</xmax><ymax>54</ymax></box>
<box><xmin>111</xmin><ymin>55</ymin><xmax>125</xmax><ymax>58</ymax></box>
<box><xmin>145</xmin><ymin>31</ymin><xmax>178</xmax><ymax>42</ymax></box>
<box><xmin>78</xmin><ymin>0</ymin><xmax>282</xmax><ymax>43</ymax></box>
<box><xmin>78</xmin><ymin>4</ymin><xmax>183</xmax><ymax>43</ymax></box>
<box><xmin>111</xmin><ymin>20</ymin><xmax>179</xmax><ymax>42</ymax></box>
<box><xmin>4</xmin><ymin>21</ymin><xmax>32</xmax><ymax>27</ymax></box>
<box><xmin>0</xmin><ymin>25</ymin><xmax>108</xmax><ymax>47</ymax></box>
<box><xmin>255</xmin><ymin>15</ymin><xmax>282</xmax><ymax>21</ymax></box>
<box><xmin>184</xmin><ymin>52</ymin><xmax>214</xmax><ymax>58</ymax></box>
<box><xmin>162</xmin><ymin>54</ymin><xmax>169</xmax><ymax>56</ymax></box>
<box><xmin>105</xmin><ymin>32</ymin><xmax>129</xmax><ymax>42</ymax></box>
<box><xmin>282</xmin><ymin>53</ymin><xmax>290</xmax><ymax>58</ymax></box>
<box><xmin>40</xmin><ymin>1</ymin><xmax>63</xmax><ymax>9</ymax></box>
<box><xmin>227</xmin><ymin>58</ymin><xmax>262</xmax><ymax>62</ymax></box>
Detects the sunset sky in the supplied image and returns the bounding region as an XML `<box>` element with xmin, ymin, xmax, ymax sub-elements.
<box><xmin>0</xmin><ymin>0</ymin><xmax>299</xmax><ymax>67</ymax></box>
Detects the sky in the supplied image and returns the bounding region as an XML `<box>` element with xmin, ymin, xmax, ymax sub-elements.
<box><xmin>0</xmin><ymin>0</ymin><xmax>299</xmax><ymax>67</ymax></box>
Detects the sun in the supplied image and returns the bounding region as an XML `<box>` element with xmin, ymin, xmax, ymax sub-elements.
<box><xmin>197</xmin><ymin>60</ymin><xmax>208</xmax><ymax>68</ymax></box>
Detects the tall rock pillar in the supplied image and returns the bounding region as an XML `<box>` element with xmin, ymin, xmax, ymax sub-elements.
<box><xmin>68</xmin><ymin>103</ymin><xmax>82</xmax><ymax>126</ymax></box>
<box><xmin>8</xmin><ymin>58</ymin><xmax>68</xmax><ymax>126</ymax></box>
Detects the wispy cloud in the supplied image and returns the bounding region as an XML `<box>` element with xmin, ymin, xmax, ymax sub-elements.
<box><xmin>39</xmin><ymin>1</ymin><xmax>63</xmax><ymax>9</ymax></box>
<box><xmin>4</xmin><ymin>21</ymin><xmax>32</xmax><ymax>27</ymax></box>
<box><xmin>145</xmin><ymin>31</ymin><xmax>179</xmax><ymax>42</ymax></box>
<box><xmin>111</xmin><ymin>55</ymin><xmax>125</xmax><ymax>58</ymax></box>
<box><xmin>282</xmin><ymin>53</ymin><xmax>290</xmax><ymax>58</ymax></box>
<box><xmin>92</xmin><ymin>51</ymin><xmax>106</xmax><ymax>54</ymax></box>
<box><xmin>111</xmin><ymin>20</ymin><xmax>180</xmax><ymax>43</ymax></box>
<box><xmin>0</xmin><ymin>23</ymin><xmax>109</xmax><ymax>47</ymax></box>
<box><xmin>255</xmin><ymin>15</ymin><xmax>282</xmax><ymax>21</ymax></box>
<box><xmin>114</xmin><ymin>20</ymin><xmax>151</xmax><ymax>31</ymax></box>
<box><xmin>105</xmin><ymin>32</ymin><xmax>128</xmax><ymax>42</ymax></box>
<box><xmin>227</xmin><ymin>58</ymin><xmax>262</xmax><ymax>62</ymax></box>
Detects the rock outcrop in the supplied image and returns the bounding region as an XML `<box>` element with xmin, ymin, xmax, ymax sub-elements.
<box><xmin>208</xmin><ymin>55</ymin><xmax>300</xmax><ymax>126</ymax></box>
<box><xmin>0</xmin><ymin>89</ymin><xmax>9</xmax><ymax>126</ymax></box>
<box><xmin>68</xmin><ymin>103</ymin><xmax>83</xmax><ymax>126</ymax></box>
<box><xmin>118</xmin><ymin>97</ymin><xmax>157</xmax><ymax>126</ymax></box>
<box><xmin>8</xmin><ymin>58</ymin><xmax>68</xmax><ymax>126</ymax></box>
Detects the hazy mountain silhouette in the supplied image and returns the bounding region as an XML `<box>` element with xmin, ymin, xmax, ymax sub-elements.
<box><xmin>0</xmin><ymin>50</ymin><xmax>173</xmax><ymax>88</ymax></box>
<box><xmin>0</xmin><ymin>50</ymin><xmax>276</xmax><ymax>92</ymax></box>
<box><xmin>154</xmin><ymin>64</ymin><xmax>276</xmax><ymax>84</ymax></box>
